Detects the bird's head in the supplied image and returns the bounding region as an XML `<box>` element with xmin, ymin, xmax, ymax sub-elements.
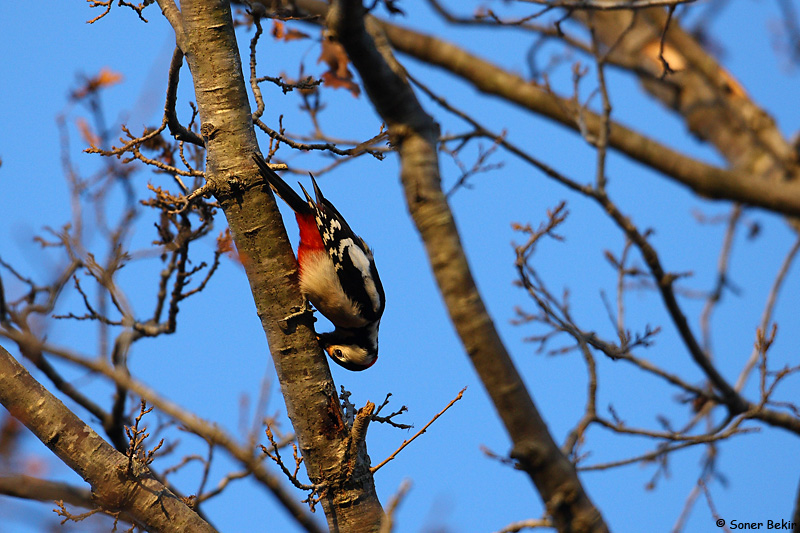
<box><xmin>318</xmin><ymin>326</ymin><xmax>379</xmax><ymax>371</ymax></box>
<box><xmin>323</xmin><ymin>343</ymin><xmax>378</xmax><ymax>371</ymax></box>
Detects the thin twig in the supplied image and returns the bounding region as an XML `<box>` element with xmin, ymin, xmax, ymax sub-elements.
<box><xmin>165</xmin><ymin>47</ymin><xmax>205</xmax><ymax>147</ymax></box>
<box><xmin>371</xmin><ymin>387</ymin><xmax>466</xmax><ymax>473</ymax></box>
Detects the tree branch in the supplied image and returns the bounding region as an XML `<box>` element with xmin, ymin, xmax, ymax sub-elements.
<box><xmin>165</xmin><ymin>46</ymin><xmax>205</xmax><ymax>147</ymax></box>
<box><xmin>375</xmin><ymin>13</ymin><xmax>800</xmax><ymax>215</ymax></box>
<box><xmin>156</xmin><ymin>1</ymin><xmax>384</xmax><ymax>530</ymax></box>
<box><xmin>264</xmin><ymin>0</ymin><xmax>800</xmax><ymax>216</ymax></box>
<box><xmin>0</xmin><ymin>344</ymin><xmax>216</xmax><ymax>532</ymax></box>
<box><xmin>2</xmin><ymin>331</ymin><xmax>323</xmax><ymax>533</ymax></box>
<box><xmin>0</xmin><ymin>475</ymin><xmax>94</xmax><ymax>509</ymax></box>
<box><xmin>326</xmin><ymin>1</ymin><xmax>609</xmax><ymax>531</ymax></box>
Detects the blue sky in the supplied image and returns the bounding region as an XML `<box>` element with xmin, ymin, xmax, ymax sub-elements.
<box><xmin>1</xmin><ymin>1</ymin><xmax>799</xmax><ymax>532</ymax></box>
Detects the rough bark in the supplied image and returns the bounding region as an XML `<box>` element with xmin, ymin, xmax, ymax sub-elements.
<box><xmin>576</xmin><ymin>8</ymin><xmax>800</xmax><ymax>190</ymax></box>
<box><xmin>325</xmin><ymin>1</ymin><xmax>609</xmax><ymax>532</ymax></box>
<box><xmin>155</xmin><ymin>0</ymin><xmax>383</xmax><ymax>530</ymax></box>
<box><xmin>261</xmin><ymin>0</ymin><xmax>800</xmax><ymax>217</ymax></box>
<box><xmin>0</xmin><ymin>475</ymin><xmax>94</xmax><ymax>509</ymax></box>
<box><xmin>374</xmin><ymin>15</ymin><xmax>800</xmax><ymax>216</ymax></box>
<box><xmin>0</xmin><ymin>345</ymin><xmax>216</xmax><ymax>533</ymax></box>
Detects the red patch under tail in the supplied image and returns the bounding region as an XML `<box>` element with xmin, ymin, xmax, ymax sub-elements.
<box><xmin>295</xmin><ymin>212</ymin><xmax>324</xmax><ymax>273</ymax></box>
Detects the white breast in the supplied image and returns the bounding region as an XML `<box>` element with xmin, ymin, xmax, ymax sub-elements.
<box><xmin>300</xmin><ymin>250</ymin><xmax>368</xmax><ymax>328</ymax></box>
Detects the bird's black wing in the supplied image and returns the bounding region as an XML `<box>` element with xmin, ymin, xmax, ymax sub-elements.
<box><xmin>301</xmin><ymin>176</ymin><xmax>386</xmax><ymax>322</ymax></box>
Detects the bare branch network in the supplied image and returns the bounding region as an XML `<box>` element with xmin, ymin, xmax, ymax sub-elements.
<box><xmin>1</xmin><ymin>0</ymin><xmax>799</xmax><ymax>532</ymax></box>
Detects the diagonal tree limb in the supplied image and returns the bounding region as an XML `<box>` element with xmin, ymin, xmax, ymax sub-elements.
<box><xmin>0</xmin><ymin>475</ymin><xmax>95</xmax><ymax>509</ymax></box>
<box><xmin>4</xmin><ymin>328</ymin><xmax>323</xmax><ymax>532</ymax></box>
<box><xmin>326</xmin><ymin>1</ymin><xmax>609</xmax><ymax>531</ymax></box>
<box><xmin>0</xmin><ymin>344</ymin><xmax>216</xmax><ymax>533</ymax></box>
<box><xmin>165</xmin><ymin>46</ymin><xmax>206</xmax><ymax>147</ymax></box>
<box><xmin>576</xmin><ymin>7</ymin><xmax>799</xmax><ymax>183</ymax></box>
<box><xmin>154</xmin><ymin>0</ymin><xmax>383</xmax><ymax>530</ymax></box>
<box><xmin>263</xmin><ymin>0</ymin><xmax>800</xmax><ymax>216</ymax></box>
<box><xmin>374</xmin><ymin>15</ymin><xmax>800</xmax><ymax>216</ymax></box>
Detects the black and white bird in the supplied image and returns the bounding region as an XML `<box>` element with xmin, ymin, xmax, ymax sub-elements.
<box><xmin>253</xmin><ymin>154</ymin><xmax>385</xmax><ymax>371</ymax></box>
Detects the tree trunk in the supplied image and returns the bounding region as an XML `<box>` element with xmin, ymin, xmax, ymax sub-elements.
<box><xmin>156</xmin><ymin>0</ymin><xmax>384</xmax><ymax>529</ymax></box>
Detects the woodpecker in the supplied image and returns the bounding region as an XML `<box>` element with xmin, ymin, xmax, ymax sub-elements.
<box><xmin>253</xmin><ymin>154</ymin><xmax>385</xmax><ymax>371</ymax></box>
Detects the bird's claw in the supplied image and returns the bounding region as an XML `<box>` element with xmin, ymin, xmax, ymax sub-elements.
<box><xmin>278</xmin><ymin>299</ymin><xmax>314</xmax><ymax>332</ymax></box>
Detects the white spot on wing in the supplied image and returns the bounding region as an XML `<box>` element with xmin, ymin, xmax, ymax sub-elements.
<box><xmin>318</xmin><ymin>215</ymin><xmax>343</xmax><ymax>247</ymax></box>
<box><xmin>365</xmin><ymin>321</ymin><xmax>379</xmax><ymax>348</ymax></box>
<box><xmin>345</xmin><ymin>242</ymin><xmax>382</xmax><ymax>313</ymax></box>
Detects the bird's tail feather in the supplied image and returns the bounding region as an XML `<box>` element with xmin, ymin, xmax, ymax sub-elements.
<box><xmin>252</xmin><ymin>154</ymin><xmax>310</xmax><ymax>214</ymax></box>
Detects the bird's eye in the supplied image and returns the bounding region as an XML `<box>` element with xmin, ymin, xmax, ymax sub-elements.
<box><xmin>334</xmin><ymin>348</ymin><xmax>344</xmax><ymax>359</ymax></box>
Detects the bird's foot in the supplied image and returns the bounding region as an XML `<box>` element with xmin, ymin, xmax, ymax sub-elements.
<box><xmin>278</xmin><ymin>299</ymin><xmax>314</xmax><ymax>332</ymax></box>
